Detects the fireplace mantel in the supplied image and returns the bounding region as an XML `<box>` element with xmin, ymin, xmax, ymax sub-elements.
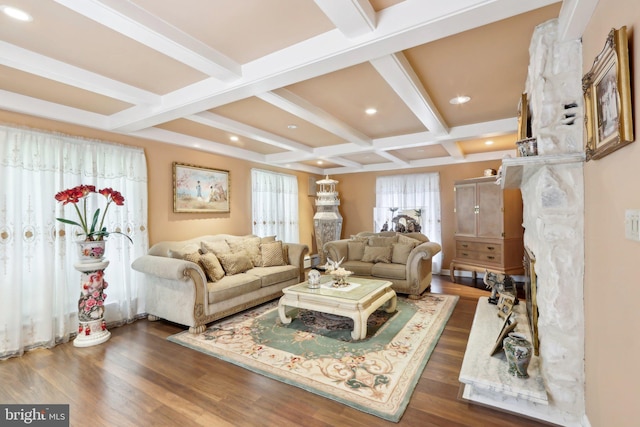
<box><xmin>500</xmin><ymin>154</ymin><xmax>586</xmax><ymax>189</ymax></box>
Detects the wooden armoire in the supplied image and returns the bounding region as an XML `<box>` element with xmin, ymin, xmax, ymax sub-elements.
<box><xmin>450</xmin><ymin>176</ymin><xmax>524</xmax><ymax>282</ymax></box>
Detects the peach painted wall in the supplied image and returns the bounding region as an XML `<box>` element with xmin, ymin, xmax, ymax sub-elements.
<box><xmin>0</xmin><ymin>110</ymin><xmax>317</xmax><ymax>249</ymax></box>
<box><xmin>581</xmin><ymin>1</ymin><xmax>640</xmax><ymax>425</ymax></box>
<box><xmin>332</xmin><ymin>159</ymin><xmax>503</xmax><ymax>269</ymax></box>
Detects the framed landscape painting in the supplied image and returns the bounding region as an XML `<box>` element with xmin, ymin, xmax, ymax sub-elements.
<box><xmin>173</xmin><ymin>162</ymin><xmax>230</xmax><ymax>213</ymax></box>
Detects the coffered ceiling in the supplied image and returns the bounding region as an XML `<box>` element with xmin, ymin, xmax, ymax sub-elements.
<box><xmin>0</xmin><ymin>0</ymin><xmax>575</xmax><ymax>174</ymax></box>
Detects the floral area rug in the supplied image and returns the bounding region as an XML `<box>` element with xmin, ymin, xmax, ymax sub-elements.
<box><xmin>168</xmin><ymin>294</ymin><xmax>458</xmax><ymax>422</ymax></box>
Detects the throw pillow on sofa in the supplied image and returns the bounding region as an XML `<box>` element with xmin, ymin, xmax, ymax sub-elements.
<box><xmin>361</xmin><ymin>246</ymin><xmax>392</xmax><ymax>263</ymax></box>
<box><xmin>169</xmin><ymin>250</ymin><xmax>222</xmax><ymax>283</ymax></box>
<box><xmin>391</xmin><ymin>243</ymin><xmax>414</xmax><ymax>264</ymax></box>
<box><xmin>201</xmin><ymin>240</ymin><xmax>232</xmax><ymax>257</ymax></box>
<box><xmin>167</xmin><ymin>245</ymin><xmax>200</xmax><ymax>259</ymax></box>
<box><xmin>347</xmin><ymin>241</ymin><xmax>365</xmax><ymax>261</ymax></box>
<box><xmin>261</xmin><ymin>241</ymin><xmax>287</xmax><ymax>267</ymax></box>
<box><xmin>200</xmin><ymin>252</ymin><xmax>225</xmax><ymax>281</ymax></box>
<box><xmin>397</xmin><ymin>234</ymin><xmax>422</xmax><ymax>246</ymax></box>
<box><xmin>227</xmin><ymin>236</ymin><xmax>261</xmax><ymax>267</ymax></box>
<box><xmin>217</xmin><ymin>251</ymin><xmax>253</xmax><ymax>275</ymax></box>
<box><xmin>368</xmin><ymin>236</ymin><xmax>398</xmax><ymax>247</ymax></box>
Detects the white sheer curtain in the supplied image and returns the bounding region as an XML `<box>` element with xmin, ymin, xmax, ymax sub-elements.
<box><xmin>0</xmin><ymin>124</ymin><xmax>148</xmax><ymax>359</ymax></box>
<box><xmin>376</xmin><ymin>173</ymin><xmax>442</xmax><ymax>273</ymax></box>
<box><xmin>251</xmin><ymin>169</ymin><xmax>299</xmax><ymax>243</ymax></box>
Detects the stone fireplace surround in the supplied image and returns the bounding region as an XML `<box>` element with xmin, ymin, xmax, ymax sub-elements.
<box><xmin>460</xmin><ymin>19</ymin><xmax>587</xmax><ymax>426</ymax></box>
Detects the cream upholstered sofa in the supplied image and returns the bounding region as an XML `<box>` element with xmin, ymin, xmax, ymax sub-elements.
<box><xmin>132</xmin><ymin>234</ymin><xmax>308</xmax><ymax>333</ymax></box>
<box><xmin>322</xmin><ymin>231</ymin><xmax>441</xmax><ymax>298</ymax></box>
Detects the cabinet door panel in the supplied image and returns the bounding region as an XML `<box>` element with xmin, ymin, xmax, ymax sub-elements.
<box><xmin>477</xmin><ymin>181</ymin><xmax>503</xmax><ymax>238</ymax></box>
<box><xmin>455</xmin><ymin>184</ymin><xmax>477</xmax><ymax>236</ymax></box>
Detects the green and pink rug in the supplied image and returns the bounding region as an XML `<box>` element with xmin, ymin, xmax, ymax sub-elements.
<box><xmin>168</xmin><ymin>293</ymin><xmax>458</xmax><ymax>422</ymax></box>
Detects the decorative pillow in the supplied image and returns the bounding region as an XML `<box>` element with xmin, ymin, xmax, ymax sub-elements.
<box><xmin>397</xmin><ymin>234</ymin><xmax>422</xmax><ymax>247</ymax></box>
<box><xmin>180</xmin><ymin>251</ymin><xmax>202</xmax><ymax>266</ymax></box>
<box><xmin>350</xmin><ymin>235</ymin><xmax>369</xmax><ymax>242</ymax></box>
<box><xmin>201</xmin><ymin>240</ymin><xmax>231</xmax><ymax>257</ymax></box>
<box><xmin>261</xmin><ymin>235</ymin><xmax>277</xmax><ymax>244</ymax></box>
<box><xmin>392</xmin><ymin>243</ymin><xmax>414</xmax><ymax>264</ymax></box>
<box><xmin>228</xmin><ymin>236</ymin><xmax>261</xmax><ymax>267</ymax></box>
<box><xmin>347</xmin><ymin>241</ymin><xmax>365</xmax><ymax>261</ymax></box>
<box><xmin>368</xmin><ymin>236</ymin><xmax>398</xmax><ymax>247</ymax></box>
<box><xmin>261</xmin><ymin>241</ymin><xmax>286</xmax><ymax>267</ymax></box>
<box><xmin>200</xmin><ymin>252</ymin><xmax>225</xmax><ymax>282</ymax></box>
<box><xmin>167</xmin><ymin>246</ymin><xmax>200</xmax><ymax>259</ymax></box>
<box><xmin>217</xmin><ymin>251</ymin><xmax>253</xmax><ymax>275</ymax></box>
<box><xmin>361</xmin><ymin>246</ymin><xmax>391</xmax><ymax>263</ymax></box>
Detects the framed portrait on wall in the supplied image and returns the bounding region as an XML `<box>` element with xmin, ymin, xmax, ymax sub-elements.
<box><xmin>173</xmin><ymin>162</ymin><xmax>230</xmax><ymax>213</ymax></box>
<box><xmin>583</xmin><ymin>26</ymin><xmax>634</xmax><ymax>160</ymax></box>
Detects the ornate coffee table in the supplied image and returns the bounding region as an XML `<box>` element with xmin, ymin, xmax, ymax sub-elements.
<box><xmin>278</xmin><ymin>276</ymin><xmax>397</xmax><ymax>340</ymax></box>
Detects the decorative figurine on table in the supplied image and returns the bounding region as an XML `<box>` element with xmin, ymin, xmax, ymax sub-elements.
<box><xmin>323</xmin><ymin>257</ymin><xmax>353</xmax><ymax>288</ymax></box>
<box><xmin>308</xmin><ymin>269</ymin><xmax>321</xmax><ymax>289</ymax></box>
<box><xmin>483</xmin><ymin>270</ymin><xmax>519</xmax><ymax>305</ymax></box>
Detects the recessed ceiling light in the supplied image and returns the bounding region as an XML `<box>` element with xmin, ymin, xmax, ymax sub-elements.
<box><xmin>1</xmin><ymin>5</ymin><xmax>33</xmax><ymax>21</ymax></box>
<box><xmin>317</xmin><ymin>160</ymin><xmax>323</xmax><ymax>165</ymax></box>
<box><xmin>485</xmin><ymin>140</ymin><xmax>494</xmax><ymax>145</ymax></box>
<box><xmin>287</xmin><ymin>124</ymin><xmax>298</xmax><ymax>129</ymax></box>
<box><xmin>450</xmin><ymin>95</ymin><xmax>471</xmax><ymax>105</ymax></box>
<box><xmin>229</xmin><ymin>136</ymin><xmax>239</xmax><ymax>142</ymax></box>
<box><xmin>365</xmin><ymin>108</ymin><xmax>377</xmax><ymax>115</ymax></box>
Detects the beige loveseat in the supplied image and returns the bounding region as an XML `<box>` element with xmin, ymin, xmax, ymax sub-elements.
<box><xmin>132</xmin><ymin>234</ymin><xmax>308</xmax><ymax>333</ymax></box>
<box><xmin>323</xmin><ymin>231</ymin><xmax>441</xmax><ymax>298</ymax></box>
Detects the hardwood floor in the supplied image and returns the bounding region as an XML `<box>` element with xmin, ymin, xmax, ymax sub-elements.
<box><xmin>0</xmin><ymin>275</ymin><xmax>548</xmax><ymax>427</ymax></box>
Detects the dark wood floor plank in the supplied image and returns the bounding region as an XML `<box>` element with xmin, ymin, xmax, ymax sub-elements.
<box><xmin>0</xmin><ymin>275</ymin><xmax>548</xmax><ymax>426</ymax></box>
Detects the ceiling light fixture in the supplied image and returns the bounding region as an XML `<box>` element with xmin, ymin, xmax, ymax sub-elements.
<box><xmin>485</xmin><ymin>140</ymin><xmax>494</xmax><ymax>145</ymax></box>
<box><xmin>450</xmin><ymin>95</ymin><xmax>471</xmax><ymax>105</ymax></box>
<box><xmin>365</xmin><ymin>108</ymin><xmax>377</xmax><ymax>115</ymax></box>
<box><xmin>317</xmin><ymin>160</ymin><xmax>323</xmax><ymax>165</ymax></box>
<box><xmin>287</xmin><ymin>124</ymin><xmax>298</xmax><ymax>129</ymax></box>
<box><xmin>1</xmin><ymin>5</ymin><xmax>33</xmax><ymax>21</ymax></box>
<box><xmin>229</xmin><ymin>136</ymin><xmax>239</xmax><ymax>142</ymax></box>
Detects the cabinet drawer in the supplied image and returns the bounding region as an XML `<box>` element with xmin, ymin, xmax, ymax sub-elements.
<box><xmin>455</xmin><ymin>249</ymin><xmax>502</xmax><ymax>264</ymax></box>
<box><xmin>456</xmin><ymin>241</ymin><xmax>502</xmax><ymax>255</ymax></box>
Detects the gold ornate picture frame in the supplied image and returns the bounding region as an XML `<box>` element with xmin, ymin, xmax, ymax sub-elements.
<box><xmin>517</xmin><ymin>92</ymin><xmax>531</xmax><ymax>141</ymax></box>
<box><xmin>173</xmin><ymin>162</ymin><xmax>230</xmax><ymax>213</ymax></box>
<box><xmin>583</xmin><ymin>26</ymin><xmax>634</xmax><ymax>160</ymax></box>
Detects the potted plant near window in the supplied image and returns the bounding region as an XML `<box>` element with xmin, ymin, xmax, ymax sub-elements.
<box><xmin>54</xmin><ymin>184</ymin><xmax>132</xmax><ymax>347</ymax></box>
<box><xmin>54</xmin><ymin>184</ymin><xmax>132</xmax><ymax>262</ymax></box>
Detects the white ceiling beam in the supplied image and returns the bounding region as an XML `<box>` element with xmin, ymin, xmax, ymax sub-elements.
<box><xmin>187</xmin><ymin>112</ymin><xmax>314</xmax><ymax>154</ymax></box>
<box><xmin>557</xmin><ymin>0</ymin><xmax>599</xmax><ymax>42</ymax></box>
<box><xmin>314</xmin><ymin>0</ymin><xmax>376</xmax><ymax>38</ymax></box>
<box><xmin>324</xmin><ymin>148</ymin><xmax>515</xmax><ymax>175</ymax></box>
<box><xmin>325</xmin><ymin>157</ymin><xmax>364</xmax><ymax>168</ymax></box>
<box><xmin>370</xmin><ymin>53</ymin><xmax>449</xmax><ymax>135</ymax></box>
<box><xmin>0</xmin><ymin>42</ymin><xmax>159</xmax><ymax>106</ymax></box>
<box><xmin>110</xmin><ymin>0</ymin><xmax>560</xmax><ymax>132</ymax></box>
<box><xmin>375</xmin><ymin>150</ymin><xmax>410</xmax><ymax>166</ymax></box>
<box><xmin>264</xmin><ymin>151</ymin><xmax>316</xmax><ymax>164</ymax></box>
<box><xmin>258</xmin><ymin>89</ymin><xmax>372</xmax><ymax>147</ymax></box>
<box><xmin>0</xmin><ymin>90</ymin><xmax>110</xmax><ymax>129</ymax></box>
<box><xmin>373</xmin><ymin>118</ymin><xmax>517</xmax><ymax>151</ymax></box>
<box><xmin>131</xmin><ymin>127</ymin><xmax>266</xmax><ymax>162</ymax></box>
<box><xmin>440</xmin><ymin>141</ymin><xmax>465</xmax><ymax>159</ymax></box>
<box><xmin>53</xmin><ymin>0</ymin><xmax>241</xmax><ymax>81</ymax></box>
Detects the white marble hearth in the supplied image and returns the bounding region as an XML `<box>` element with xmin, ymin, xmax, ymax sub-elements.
<box><xmin>459</xmin><ymin>297</ymin><xmax>547</xmax><ymax>406</ymax></box>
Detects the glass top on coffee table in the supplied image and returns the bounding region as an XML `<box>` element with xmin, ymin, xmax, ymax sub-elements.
<box><xmin>287</xmin><ymin>275</ymin><xmax>390</xmax><ymax>301</ymax></box>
